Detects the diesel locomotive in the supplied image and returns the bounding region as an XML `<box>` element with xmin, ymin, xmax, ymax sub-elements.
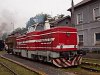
<box><xmin>6</xmin><ymin>22</ymin><xmax>83</xmax><ymax>67</ymax></box>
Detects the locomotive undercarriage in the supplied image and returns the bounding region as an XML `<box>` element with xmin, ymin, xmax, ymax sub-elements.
<box><xmin>10</xmin><ymin>49</ymin><xmax>83</xmax><ymax>67</ymax></box>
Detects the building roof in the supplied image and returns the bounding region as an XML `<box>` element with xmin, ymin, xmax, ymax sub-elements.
<box><xmin>68</xmin><ymin>0</ymin><xmax>91</xmax><ymax>11</ymax></box>
<box><xmin>50</xmin><ymin>16</ymin><xmax>70</xmax><ymax>25</ymax></box>
<box><xmin>75</xmin><ymin>0</ymin><xmax>91</xmax><ymax>7</ymax></box>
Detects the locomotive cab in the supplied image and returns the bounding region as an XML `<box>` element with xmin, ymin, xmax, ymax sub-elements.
<box><xmin>27</xmin><ymin>20</ymin><xmax>50</xmax><ymax>33</ymax></box>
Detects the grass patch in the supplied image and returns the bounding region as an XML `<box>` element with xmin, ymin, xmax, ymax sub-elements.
<box><xmin>83</xmin><ymin>58</ymin><xmax>100</xmax><ymax>64</ymax></box>
<box><xmin>0</xmin><ymin>50</ymin><xmax>6</xmax><ymax>55</ymax></box>
<box><xmin>0</xmin><ymin>55</ymin><xmax>39</xmax><ymax>75</ymax></box>
<box><xmin>81</xmin><ymin>64</ymin><xmax>100</xmax><ymax>70</ymax></box>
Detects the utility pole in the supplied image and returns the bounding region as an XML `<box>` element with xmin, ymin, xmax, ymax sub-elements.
<box><xmin>11</xmin><ymin>22</ymin><xmax>14</xmax><ymax>32</ymax></box>
<box><xmin>11</xmin><ymin>22</ymin><xmax>14</xmax><ymax>33</ymax></box>
<box><xmin>71</xmin><ymin>0</ymin><xmax>75</xmax><ymax>27</ymax></box>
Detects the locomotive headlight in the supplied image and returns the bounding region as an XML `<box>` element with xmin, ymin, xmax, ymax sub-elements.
<box><xmin>74</xmin><ymin>45</ymin><xmax>78</xmax><ymax>48</ymax></box>
<box><xmin>75</xmin><ymin>45</ymin><xmax>78</xmax><ymax>48</ymax></box>
<box><xmin>66</xmin><ymin>32</ymin><xmax>71</xmax><ymax>37</ymax></box>
<box><xmin>74</xmin><ymin>45</ymin><xmax>76</xmax><ymax>48</ymax></box>
<box><xmin>56</xmin><ymin>44</ymin><xmax>64</xmax><ymax>49</ymax></box>
<box><xmin>60</xmin><ymin>45</ymin><xmax>63</xmax><ymax>49</ymax></box>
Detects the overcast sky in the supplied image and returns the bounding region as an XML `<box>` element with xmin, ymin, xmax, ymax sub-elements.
<box><xmin>0</xmin><ymin>0</ymin><xmax>82</xmax><ymax>33</ymax></box>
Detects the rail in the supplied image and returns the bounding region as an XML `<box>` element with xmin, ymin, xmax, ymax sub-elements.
<box><xmin>81</xmin><ymin>62</ymin><xmax>100</xmax><ymax>72</ymax></box>
<box><xmin>0</xmin><ymin>62</ymin><xmax>19</xmax><ymax>75</ymax></box>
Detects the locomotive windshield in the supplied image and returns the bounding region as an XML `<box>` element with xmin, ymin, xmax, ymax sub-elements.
<box><xmin>35</xmin><ymin>24</ymin><xmax>44</xmax><ymax>31</ymax></box>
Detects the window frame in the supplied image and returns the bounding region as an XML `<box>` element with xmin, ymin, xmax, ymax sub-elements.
<box><xmin>93</xmin><ymin>7</ymin><xmax>100</xmax><ymax>21</ymax></box>
<box><xmin>94</xmin><ymin>32</ymin><xmax>100</xmax><ymax>45</ymax></box>
<box><xmin>77</xmin><ymin>12</ymin><xmax>83</xmax><ymax>24</ymax></box>
<box><xmin>78</xmin><ymin>35</ymin><xmax>84</xmax><ymax>46</ymax></box>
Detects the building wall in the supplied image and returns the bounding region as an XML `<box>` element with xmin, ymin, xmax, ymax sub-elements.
<box><xmin>73</xmin><ymin>0</ymin><xmax>100</xmax><ymax>50</ymax></box>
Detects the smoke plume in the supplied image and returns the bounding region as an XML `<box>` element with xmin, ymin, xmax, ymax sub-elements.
<box><xmin>0</xmin><ymin>9</ymin><xmax>17</xmax><ymax>37</ymax></box>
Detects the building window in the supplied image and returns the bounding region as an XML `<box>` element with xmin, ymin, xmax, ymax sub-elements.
<box><xmin>78</xmin><ymin>35</ymin><xmax>83</xmax><ymax>46</ymax></box>
<box><xmin>93</xmin><ymin>7</ymin><xmax>100</xmax><ymax>20</ymax></box>
<box><xmin>77</xmin><ymin>13</ymin><xmax>83</xmax><ymax>24</ymax></box>
<box><xmin>95</xmin><ymin>33</ymin><xmax>100</xmax><ymax>45</ymax></box>
<box><xmin>66</xmin><ymin>22</ymin><xmax>68</xmax><ymax>24</ymax></box>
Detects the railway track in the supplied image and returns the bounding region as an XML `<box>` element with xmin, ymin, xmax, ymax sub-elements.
<box><xmin>80</xmin><ymin>62</ymin><xmax>100</xmax><ymax>72</ymax></box>
<box><xmin>1</xmin><ymin>53</ymin><xmax>100</xmax><ymax>75</ymax></box>
<box><xmin>2</xmin><ymin>54</ymin><xmax>75</xmax><ymax>75</ymax></box>
<box><xmin>0</xmin><ymin>62</ymin><xmax>18</xmax><ymax>75</ymax></box>
<box><xmin>81</xmin><ymin>66</ymin><xmax>100</xmax><ymax>72</ymax></box>
<box><xmin>0</xmin><ymin>55</ymin><xmax>45</xmax><ymax>75</ymax></box>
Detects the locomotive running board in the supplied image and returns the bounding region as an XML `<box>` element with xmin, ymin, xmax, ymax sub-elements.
<box><xmin>52</xmin><ymin>55</ymin><xmax>82</xmax><ymax>67</ymax></box>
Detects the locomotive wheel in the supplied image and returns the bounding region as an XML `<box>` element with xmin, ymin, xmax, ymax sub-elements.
<box><xmin>43</xmin><ymin>56</ymin><xmax>47</xmax><ymax>62</ymax></box>
<box><xmin>32</xmin><ymin>55</ymin><xmax>38</xmax><ymax>61</ymax></box>
<box><xmin>37</xmin><ymin>56</ymin><xmax>47</xmax><ymax>62</ymax></box>
<box><xmin>31</xmin><ymin>54</ymin><xmax>35</xmax><ymax>60</ymax></box>
<box><xmin>38</xmin><ymin>56</ymin><xmax>43</xmax><ymax>61</ymax></box>
<box><xmin>11</xmin><ymin>51</ymin><xmax>14</xmax><ymax>55</ymax></box>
